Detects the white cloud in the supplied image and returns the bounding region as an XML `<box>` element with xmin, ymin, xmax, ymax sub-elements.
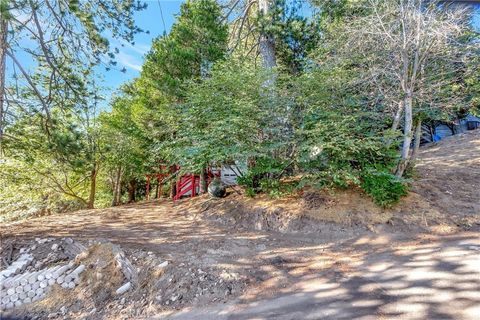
<box><xmin>117</xmin><ymin>39</ymin><xmax>150</xmax><ymax>56</ymax></box>
<box><xmin>116</xmin><ymin>52</ymin><xmax>142</xmax><ymax>71</ymax></box>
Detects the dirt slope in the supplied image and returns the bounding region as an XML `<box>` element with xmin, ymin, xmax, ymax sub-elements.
<box><xmin>1</xmin><ymin>130</ymin><xmax>479</xmax><ymax>319</ymax></box>
<box><xmin>413</xmin><ymin>129</ymin><xmax>480</xmax><ymax>217</ymax></box>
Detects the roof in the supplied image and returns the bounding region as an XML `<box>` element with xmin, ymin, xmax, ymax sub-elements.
<box><xmin>465</xmin><ymin>114</ymin><xmax>480</xmax><ymax>123</ymax></box>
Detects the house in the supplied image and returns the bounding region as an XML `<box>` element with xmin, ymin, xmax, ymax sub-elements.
<box><xmin>423</xmin><ymin>114</ymin><xmax>480</xmax><ymax>143</ymax></box>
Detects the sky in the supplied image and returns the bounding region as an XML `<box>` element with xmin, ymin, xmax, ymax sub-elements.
<box><xmin>105</xmin><ymin>1</ymin><xmax>480</xmax><ymax>99</ymax></box>
<box><xmin>8</xmin><ymin>1</ymin><xmax>480</xmax><ymax>109</ymax></box>
<box><xmin>103</xmin><ymin>0</ymin><xmax>184</xmax><ymax>96</ymax></box>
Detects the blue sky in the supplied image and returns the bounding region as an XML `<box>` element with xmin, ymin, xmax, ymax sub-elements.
<box><xmin>9</xmin><ymin>1</ymin><xmax>480</xmax><ymax>109</ymax></box>
<box><xmin>103</xmin><ymin>0</ymin><xmax>183</xmax><ymax>95</ymax></box>
<box><xmin>106</xmin><ymin>1</ymin><xmax>479</xmax><ymax>99</ymax></box>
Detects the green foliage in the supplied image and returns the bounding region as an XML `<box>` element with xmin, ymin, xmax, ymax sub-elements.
<box><xmin>237</xmin><ymin>157</ymin><xmax>296</xmax><ymax>198</ymax></box>
<box><xmin>360</xmin><ymin>170</ymin><xmax>408</xmax><ymax>207</ymax></box>
<box><xmin>142</xmin><ymin>0</ymin><xmax>228</xmax><ymax>99</ymax></box>
<box><xmin>261</xmin><ymin>0</ymin><xmax>320</xmax><ymax>74</ymax></box>
<box><xmin>169</xmin><ymin>61</ymin><xmax>272</xmax><ymax>172</ymax></box>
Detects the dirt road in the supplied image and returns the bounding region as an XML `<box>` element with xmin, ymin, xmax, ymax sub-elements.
<box><xmin>158</xmin><ymin>231</ymin><xmax>480</xmax><ymax>320</ymax></box>
<box><xmin>2</xmin><ymin>199</ymin><xmax>479</xmax><ymax>320</ymax></box>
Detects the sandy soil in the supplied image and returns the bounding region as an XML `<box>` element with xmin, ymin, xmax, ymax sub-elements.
<box><xmin>413</xmin><ymin>129</ymin><xmax>480</xmax><ymax>217</ymax></box>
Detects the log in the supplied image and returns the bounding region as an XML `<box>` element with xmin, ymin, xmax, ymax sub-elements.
<box><xmin>32</xmin><ymin>281</ymin><xmax>40</xmax><ymax>290</ymax></box>
<box><xmin>115</xmin><ymin>282</ymin><xmax>132</xmax><ymax>295</ymax></box>
<box><xmin>53</xmin><ymin>265</ymin><xmax>71</xmax><ymax>279</ymax></box>
<box><xmin>24</xmin><ymin>284</ymin><xmax>32</xmax><ymax>292</ymax></box>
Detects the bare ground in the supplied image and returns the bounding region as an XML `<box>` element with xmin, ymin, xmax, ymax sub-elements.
<box><xmin>1</xmin><ymin>129</ymin><xmax>479</xmax><ymax>320</ymax></box>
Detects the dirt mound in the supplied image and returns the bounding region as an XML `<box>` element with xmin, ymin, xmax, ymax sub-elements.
<box><xmin>174</xmin><ymin>130</ymin><xmax>480</xmax><ymax>234</ymax></box>
<box><xmin>1</xmin><ymin>238</ymin><xmax>249</xmax><ymax>319</ymax></box>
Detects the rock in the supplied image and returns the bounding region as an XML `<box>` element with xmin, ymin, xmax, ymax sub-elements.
<box><xmin>65</xmin><ymin>238</ymin><xmax>74</xmax><ymax>245</ymax></box>
<box><xmin>157</xmin><ymin>261</ymin><xmax>169</xmax><ymax>269</ymax></box>
<box><xmin>51</xmin><ymin>243</ymin><xmax>59</xmax><ymax>251</ymax></box>
<box><xmin>256</xmin><ymin>244</ymin><xmax>267</xmax><ymax>251</ymax></box>
<box><xmin>60</xmin><ymin>306</ymin><xmax>67</xmax><ymax>315</ymax></box>
<box><xmin>208</xmin><ymin>177</ymin><xmax>226</xmax><ymax>198</ymax></box>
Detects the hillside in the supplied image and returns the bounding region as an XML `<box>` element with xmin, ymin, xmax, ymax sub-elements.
<box><xmin>1</xmin><ymin>130</ymin><xmax>479</xmax><ymax>319</ymax></box>
<box><xmin>413</xmin><ymin>129</ymin><xmax>480</xmax><ymax>217</ymax></box>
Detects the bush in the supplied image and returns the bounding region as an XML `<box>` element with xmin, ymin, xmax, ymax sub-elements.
<box><xmin>360</xmin><ymin>170</ymin><xmax>408</xmax><ymax>207</ymax></box>
<box><xmin>237</xmin><ymin>158</ymin><xmax>298</xmax><ymax>198</ymax></box>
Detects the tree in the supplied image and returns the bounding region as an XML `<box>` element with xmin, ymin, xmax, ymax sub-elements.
<box><xmin>138</xmin><ymin>0</ymin><xmax>228</xmax><ymax>194</ymax></box>
<box><xmin>0</xmin><ymin>0</ymin><xmax>146</xmax><ymax>155</ymax></box>
<box><xmin>142</xmin><ymin>0</ymin><xmax>228</xmax><ymax>99</ymax></box>
<box><xmin>4</xmin><ymin>100</ymin><xmax>102</xmax><ymax>209</ymax></box>
<box><xmin>171</xmin><ymin>61</ymin><xmax>272</xmax><ymax>172</ymax></box>
<box><xmin>331</xmin><ymin>0</ymin><xmax>476</xmax><ymax>176</ymax></box>
<box><xmin>99</xmin><ymin>87</ymin><xmax>149</xmax><ymax>206</ymax></box>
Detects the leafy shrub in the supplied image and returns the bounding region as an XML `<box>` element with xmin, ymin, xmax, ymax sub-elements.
<box><xmin>245</xmin><ymin>187</ymin><xmax>256</xmax><ymax>198</ymax></box>
<box><xmin>360</xmin><ymin>170</ymin><xmax>408</xmax><ymax>207</ymax></box>
<box><xmin>237</xmin><ymin>157</ymin><xmax>300</xmax><ymax>198</ymax></box>
<box><xmin>237</xmin><ymin>157</ymin><xmax>289</xmax><ymax>191</ymax></box>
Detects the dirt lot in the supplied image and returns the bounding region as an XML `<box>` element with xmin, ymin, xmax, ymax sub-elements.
<box><xmin>1</xmin><ymin>130</ymin><xmax>479</xmax><ymax>320</ymax></box>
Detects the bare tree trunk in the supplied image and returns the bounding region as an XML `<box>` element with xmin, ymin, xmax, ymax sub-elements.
<box><xmin>0</xmin><ymin>14</ymin><xmax>7</xmax><ymax>157</ymax></box>
<box><xmin>391</xmin><ymin>101</ymin><xmax>404</xmax><ymax>131</ymax></box>
<box><xmin>258</xmin><ymin>0</ymin><xmax>276</xmax><ymax>71</ymax></box>
<box><xmin>199</xmin><ymin>166</ymin><xmax>207</xmax><ymax>194</ymax></box>
<box><xmin>169</xmin><ymin>165</ymin><xmax>177</xmax><ymax>199</ymax></box>
<box><xmin>410</xmin><ymin>118</ymin><xmax>422</xmax><ymax>162</ymax></box>
<box><xmin>111</xmin><ymin>166</ymin><xmax>122</xmax><ymax>206</ymax></box>
<box><xmin>128</xmin><ymin>179</ymin><xmax>136</xmax><ymax>203</ymax></box>
<box><xmin>87</xmin><ymin>164</ymin><xmax>98</xmax><ymax>209</ymax></box>
<box><xmin>396</xmin><ymin>95</ymin><xmax>413</xmax><ymax>177</ymax></box>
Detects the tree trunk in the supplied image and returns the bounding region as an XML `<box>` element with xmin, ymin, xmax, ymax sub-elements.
<box><xmin>396</xmin><ymin>95</ymin><xmax>413</xmax><ymax>177</ymax></box>
<box><xmin>111</xmin><ymin>167</ymin><xmax>122</xmax><ymax>206</ymax></box>
<box><xmin>258</xmin><ymin>0</ymin><xmax>276</xmax><ymax>71</ymax></box>
<box><xmin>391</xmin><ymin>101</ymin><xmax>404</xmax><ymax>131</ymax></box>
<box><xmin>154</xmin><ymin>181</ymin><xmax>158</xmax><ymax>198</ymax></box>
<box><xmin>87</xmin><ymin>164</ymin><xmax>98</xmax><ymax>209</ymax></box>
<box><xmin>169</xmin><ymin>165</ymin><xmax>177</xmax><ymax>199</ymax></box>
<box><xmin>0</xmin><ymin>14</ymin><xmax>7</xmax><ymax>157</ymax></box>
<box><xmin>128</xmin><ymin>179</ymin><xmax>136</xmax><ymax>203</ymax></box>
<box><xmin>199</xmin><ymin>166</ymin><xmax>207</xmax><ymax>194</ymax></box>
<box><xmin>410</xmin><ymin>118</ymin><xmax>422</xmax><ymax>162</ymax></box>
